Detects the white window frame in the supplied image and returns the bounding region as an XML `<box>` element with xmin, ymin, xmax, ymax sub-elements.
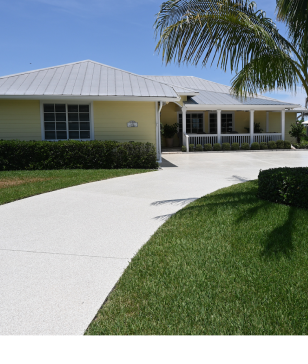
<box><xmin>208</xmin><ymin>112</ymin><xmax>234</xmax><ymax>133</ymax></box>
<box><xmin>177</xmin><ymin>111</ymin><xmax>205</xmax><ymax>133</ymax></box>
<box><xmin>40</xmin><ymin>101</ymin><xmax>94</xmax><ymax>141</ymax></box>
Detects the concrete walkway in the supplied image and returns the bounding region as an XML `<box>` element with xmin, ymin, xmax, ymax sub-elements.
<box><xmin>1</xmin><ymin>151</ymin><xmax>308</xmax><ymax>335</ymax></box>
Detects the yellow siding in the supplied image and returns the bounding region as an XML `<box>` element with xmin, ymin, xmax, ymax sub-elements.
<box><xmin>0</xmin><ymin>100</ymin><xmax>41</xmax><ymax>140</ymax></box>
<box><xmin>93</xmin><ymin>101</ymin><xmax>156</xmax><ymax>145</ymax></box>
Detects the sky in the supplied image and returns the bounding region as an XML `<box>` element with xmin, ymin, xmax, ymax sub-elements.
<box><xmin>1</xmin><ymin>0</ymin><xmax>306</xmax><ymax>106</ymax></box>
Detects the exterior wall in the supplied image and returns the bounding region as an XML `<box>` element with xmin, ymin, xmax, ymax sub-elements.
<box><xmin>285</xmin><ymin>112</ymin><xmax>297</xmax><ymax>143</ymax></box>
<box><xmin>93</xmin><ymin>101</ymin><xmax>156</xmax><ymax>145</ymax></box>
<box><xmin>160</xmin><ymin>102</ymin><xmax>180</xmax><ymax>147</ymax></box>
<box><xmin>0</xmin><ymin>100</ymin><xmax>41</xmax><ymax>140</ymax></box>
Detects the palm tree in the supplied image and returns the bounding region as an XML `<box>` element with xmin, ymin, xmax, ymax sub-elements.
<box><xmin>155</xmin><ymin>0</ymin><xmax>308</xmax><ymax>107</ymax></box>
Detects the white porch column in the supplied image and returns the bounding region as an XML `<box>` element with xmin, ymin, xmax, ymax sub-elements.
<box><xmin>250</xmin><ymin>110</ymin><xmax>254</xmax><ymax>145</ymax></box>
<box><xmin>281</xmin><ymin>109</ymin><xmax>285</xmax><ymax>140</ymax></box>
<box><xmin>266</xmin><ymin>112</ymin><xmax>269</xmax><ymax>133</ymax></box>
<box><xmin>182</xmin><ymin>107</ymin><xmax>187</xmax><ymax>147</ymax></box>
<box><xmin>156</xmin><ymin>101</ymin><xmax>163</xmax><ymax>162</ymax></box>
<box><xmin>217</xmin><ymin>109</ymin><xmax>221</xmax><ymax>144</ymax></box>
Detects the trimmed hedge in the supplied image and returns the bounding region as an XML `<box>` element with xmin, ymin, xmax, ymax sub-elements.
<box><xmin>195</xmin><ymin>144</ymin><xmax>203</xmax><ymax>151</ymax></box>
<box><xmin>276</xmin><ymin>140</ymin><xmax>285</xmax><ymax>149</ymax></box>
<box><xmin>204</xmin><ymin>143</ymin><xmax>213</xmax><ymax>151</ymax></box>
<box><xmin>260</xmin><ymin>142</ymin><xmax>268</xmax><ymax>150</ymax></box>
<box><xmin>182</xmin><ymin>145</ymin><xmax>187</xmax><ymax>152</ymax></box>
<box><xmin>231</xmin><ymin>143</ymin><xmax>239</xmax><ymax>150</ymax></box>
<box><xmin>268</xmin><ymin>141</ymin><xmax>277</xmax><ymax>149</ymax></box>
<box><xmin>213</xmin><ymin>143</ymin><xmax>222</xmax><ymax>151</ymax></box>
<box><xmin>189</xmin><ymin>144</ymin><xmax>195</xmax><ymax>152</ymax></box>
<box><xmin>241</xmin><ymin>143</ymin><xmax>250</xmax><ymax>150</ymax></box>
<box><xmin>0</xmin><ymin>140</ymin><xmax>158</xmax><ymax>170</ymax></box>
<box><xmin>258</xmin><ymin>167</ymin><xmax>308</xmax><ymax>209</ymax></box>
<box><xmin>284</xmin><ymin>141</ymin><xmax>291</xmax><ymax>149</ymax></box>
<box><xmin>222</xmin><ymin>143</ymin><xmax>231</xmax><ymax>151</ymax></box>
<box><xmin>251</xmin><ymin>142</ymin><xmax>260</xmax><ymax>150</ymax></box>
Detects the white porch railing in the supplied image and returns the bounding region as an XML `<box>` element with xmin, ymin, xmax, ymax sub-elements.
<box><xmin>253</xmin><ymin>133</ymin><xmax>282</xmax><ymax>143</ymax></box>
<box><xmin>186</xmin><ymin>133</ymin><xmax>283</xmax><ymax>148</ymax></box>
<box><xmin>187</xmin><ymin>134</ymin><xmax>218</xmax><ymax>147</ymax></box>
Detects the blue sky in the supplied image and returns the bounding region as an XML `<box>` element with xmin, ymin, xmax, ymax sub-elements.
<box><xmin>1</xmin><ymin>0</ymin><xmax>306</xmax><ymax>106</ymax></box>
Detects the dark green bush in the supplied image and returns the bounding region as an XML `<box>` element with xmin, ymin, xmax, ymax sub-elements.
<box><xmin>195</xmin><ymin>144</ymin><xmax>203</xmax><ymax>151</ymax></box>
<box><xmin>294</xmin><ymin>140</ymin><xmax>308</xmax><ymax>149</ymax></box>
<box><xmin>258</xmin><ymin>167</ymin><xmax>308</xmax><ymax>209</ymax></box>
<box><xmin>213</xmin><ymin>143</ymin><xmax>222</xmax><ymax>151</ymax></box>
<box><xmin>268</xmin><ymin>141</ymin><xmax>277</xmax><ymax>149</ymax></box>
<box><xmin>189</xmin><ymin>144</ymin><xmax>195</xmax><ymax>152</ymax></box>
<box><xmin>204</xmin><ymin>143</ymin><xmax>212</xmax><ymax>151</ymax></box>
<box><xmin>260</xmin><ymin>142</ymin><xmax>268</xmax><ymax>150</ymax></box>
<box><xmin>276</xmin><ymin>140</ymin><xmax>285</xmax><ymax>149</ymax></box>
<box><xmin>251</xmin><ymin>142</ymin><xmax>260</xmax><ymax>150</ymax></box>
<box><xmin>284</xmin><ymin>141</ymin><xmax>291</xmax><ymax>149</ymax></box>
<box><xmin>0</xmin><ymin>140</ymin><xmax>158</xmax><ymax>170</ymax></box>
<box><xmin>241</xmin><ymin>143</ymin><xmax>250</xmax><ymax>150</ymax></box>
<box><xmin>182</xmin><ymin>145</ymin><xmax>187</xmax><ymax>152</ymax></box>
<box><xmin>231</xmin><ymin>143</ymin><xmax>240</xmax><ymax>150</ymax></box>
<box><xmin>222</xmin><ymin>143</ymin><xmax>231</xmax><ymax>151</ymax></box>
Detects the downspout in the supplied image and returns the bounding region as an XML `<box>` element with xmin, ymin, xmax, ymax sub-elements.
<box><xmin>156</xmin><ymin>101</ymin><xmax>163</xmax><ymax>164</ymax></box>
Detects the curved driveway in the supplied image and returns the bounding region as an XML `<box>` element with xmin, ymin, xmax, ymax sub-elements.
<box><xmin>1</xmin><ymin>151</ymin><xmax>308</xmax><ymax>335</ymax></box>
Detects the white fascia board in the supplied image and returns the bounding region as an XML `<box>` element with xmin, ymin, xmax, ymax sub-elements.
<box><xmin>185</xmin><ymin>104</ymin><xmax>301</xmax><ymax>111</ymax></box>
<box><xmin>177</xmin><ymin>92</ymin><xmax>199</xmax><ymax>97</ymax></box>
<box><xmin>0</xmin><ymin>95</ymin><xmax>181</xmax><ymax>102</ymax></box>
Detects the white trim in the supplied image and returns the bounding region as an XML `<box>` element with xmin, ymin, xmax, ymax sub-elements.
<box><xmin>250</xmin><ymin>110</ymin><xmax>254</xmax><ymax>145</ymax></box>
<box><xmin>208</xmin><ymin>111</ymin><xmax>234</xmax><ymax>133</ymax></box>
<box><xmin>266</xmin><ymin>112</ymin><xmax>269</xmax><ymax>133</ymax></box>
<box><xmin>281</xmin><ymin>109</ymin><xmax>286</xmax><ymax>141</ymax></box>
<box><xmin>0</xmin><ymin>95</ymin><xmax>181</xmax><ymax>102</ymax></box>
<box><xmin>40</xmin><ymin>101</ymin><xmax>94</xmax><ymax>141</ymax></box>
<box><xmin>185</xmin><ymin>104</ymin><xmax>301</xmax><ymax>111</ymax></box>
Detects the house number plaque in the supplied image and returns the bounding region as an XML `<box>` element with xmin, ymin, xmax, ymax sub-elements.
<box><xmin>127</xmin><ymin>120</ymin><xmax>138</xmax><ymax>128</ymax></box>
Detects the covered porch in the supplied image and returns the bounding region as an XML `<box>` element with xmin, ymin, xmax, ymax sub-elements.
<box><xmin>180</xmin><ymin>106</ymin><xmax>288</xmax><ymax>151</ymax></box>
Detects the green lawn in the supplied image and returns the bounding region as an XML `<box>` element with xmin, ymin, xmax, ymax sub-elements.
<box><xmin>86</xmin><ymin>180</ymin><xmax>308</xmax><ymax>335</ymax></box>
<box><xmin>0</xmin><ymin>169</ymin><xmax>151</xmax><ymax>205</ymax></box>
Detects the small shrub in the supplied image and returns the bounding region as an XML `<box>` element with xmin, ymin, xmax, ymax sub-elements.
<box><xmin>189</xmin><ymin>144</ymin><xmax>195</xmax><ymax>152</ymax></box>
<box><xmin>258</xmin><ymin>167</ymin><xmax>308</xmax><ymax>209</ymax></box>
<box><xmin>241</xmin><ymin>143</ymin><xmax>250</xmax><ymax>150</ymax></box>
<box><xmin>276</xmin><ymin>140</ymin><xmax>285</xmax><ymax>149</ymax></box>
<box><xmin>268</xmin><ymin>141</ymin><xmax>277</xmax><ymax>149</ymax></box>
<box><xmin>284</xmin><ymin>141</ymin><xmax>291</xmax><ymax>149</ymax></box>
<box><xmin>289</xmin><ymin>120</ymin><xmax>306</xmax><ymax>143</ymax></box>
<box><xmin>204</xmin><ymin>143</ymin><xmax>212</xmax><ymax>151</ymax></box>
<box><xmin>231</xmin><ymin>143</ymin><xmax>240</xmax><ymax>150</ymax></box>
<box><xmin>294</xmin><ymin>140</ymin><xmax>308</xmax><ymax>149</ymax></box>
<box><xmin>182</xmin><ymin>145</ymin><xmax>187</xmax><ymax>152</ymax></box>
<box><xmin>195</xmin><ymin>144</ymin><xmax>203</xmax><ymax>151</ymax></box>
<box><xmin>251</xmin><ymin>142</ymin><xmax>260</xmax><ymax>150</ymax></box>
<box><xmin>213</xmin><ymin>143</ymin><xmax>222</xmax><ymax>151</ymax></box>
<box><xmin>260</xmin><ymin>142</ymin><xmax>268</xmax><ymax>150</ymax></box>
<box><xmin>222</xmin><ymin>143</ymin><xmax>231</xmax><ymax>151</ymax></box>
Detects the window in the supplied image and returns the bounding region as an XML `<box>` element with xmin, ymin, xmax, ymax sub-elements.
<box><xmin>209</xmin><ymin>113</ymin><xmax>233</xmax><ymax>133</ymax></box>
<box><xmin>43</xmin><ymin>104</ymin><xmax>91</xmax><ymax>140</ymax></box>
<box><xmin>179</xmin><ymin>113</ymin><xmax>203</xmax><ymax>133</ymax></box>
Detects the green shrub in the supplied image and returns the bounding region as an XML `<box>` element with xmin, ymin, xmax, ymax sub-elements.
<box><xmin>241</xmin><ymin>143</ymin><xmax>250</xmax><ymax>150</ymax></box>
<box><xmin>195</xmin><ymin>144</ymin><xmax>203</xmax><ymax>151</ymax></box>
<box><xmin>268</xmin><ymin>141</ymin><xmax>277</xmax><ymax>149</ymax></box>
<box><xmin>251</xmin><ymin>142</ymin><xmax>260</xmax><ymax>150</ymax></box>
<box><xmin>161</xmin><ymin>123</ymin><xmax>179</xmax><ymax>138</ymax></box>
<box><xmin>289</xmin><ymin>120</ymin><xmax>306</xmax><ymax>143</ymax></box>
<box><xmin>231</xmin><ymin>143</ymin><xmax>240</xmax><ymax>150</ymax></box>
<box><xmin>294</xmin><ymin>140</ymin><xmax>308</xmax><ymax>149</ymax></box>
<box><xmin>222</xmin><ymin>143</ymin><xmax>231</xmax><ymax>151</ymax></box>
<box><xmin>260</xmin><ymin>142</ymin><xmax>268</xmax><ymax>150</ymax></box>
<box><xmin>284</xmin><ymin>141</ymin><xmax>291</xmax><ymax>149</ymax></box>
<box><xmin>189</xmin><ymin>144</ymin><xmax>195</xmax><ymax>152</ymax></box>
<box><xmin>213</xmin><ymin>143</ymin><xmax>222</xmax><ymax>151</ymax></box>
<box><xmin>258</xmin><ymin>167</ymin><xmax>308</xmax><ymax>209</ymax></box>
<box><xmin>0</xmin><ymin>140</ymin><xmax>158</xmax><ymax>170</ymax></box>
<box><xmin>182</xmin><ymin>145</ymin><xmax>187</xmax><ymax>152</ymax></box>
<box><xmin>276</xmin><ymin>140</ymin><xmax>285</xmax><ymax>149</ymax></box>
<box><xmin>204</xmin><ymin>143</ymin><xmax>212</xmax><ymax>151</ymax></box>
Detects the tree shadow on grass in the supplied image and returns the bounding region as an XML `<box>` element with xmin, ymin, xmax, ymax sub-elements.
<box><xmin>170</xmin><ymin>186</ymin><xmax>297</xmax><ymax>259</ymax></box>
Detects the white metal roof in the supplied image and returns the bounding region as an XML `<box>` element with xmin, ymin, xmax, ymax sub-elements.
<box><xmin>0</xmin><ymin>60</ymin><xmax>179</xmax><ymax>100</ymax></box>
<box><xmin>145</xmin><ymin>75</ymin><xmax>299</xmax><ymax>107</ymax></box>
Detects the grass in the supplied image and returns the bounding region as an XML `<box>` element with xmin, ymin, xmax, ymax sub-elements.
<box><xmin>0</xmin><ymin>169</ymin><xmax>151</xmax><ymax>205</ymax></box>
<box><xmin>86</xmin><ymin>180</ymin><xmax>308</xmax><ymax>335</ymax></box>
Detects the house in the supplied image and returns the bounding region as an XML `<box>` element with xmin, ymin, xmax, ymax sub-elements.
<box><xmin>0</xmin><ymin>60</ymin><xmax>304</xmax><ymax>162</ymax></box>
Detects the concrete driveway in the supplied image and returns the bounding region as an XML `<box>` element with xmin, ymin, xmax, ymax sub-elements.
<box><xmin>1</xmin><ymin>150</ymin><xmax>308</xmax><ymax>335</ymax></box>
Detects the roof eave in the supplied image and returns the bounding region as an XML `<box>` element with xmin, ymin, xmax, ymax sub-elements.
<box><xmin>184</xmin><ymin>104</ymin><xmax>301</xmax><ymax>111</ymax></box>
<box><xmin>0</xmin><ymin>95</ymin><xmax>181</xmax><ymax>102</ymax></box>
